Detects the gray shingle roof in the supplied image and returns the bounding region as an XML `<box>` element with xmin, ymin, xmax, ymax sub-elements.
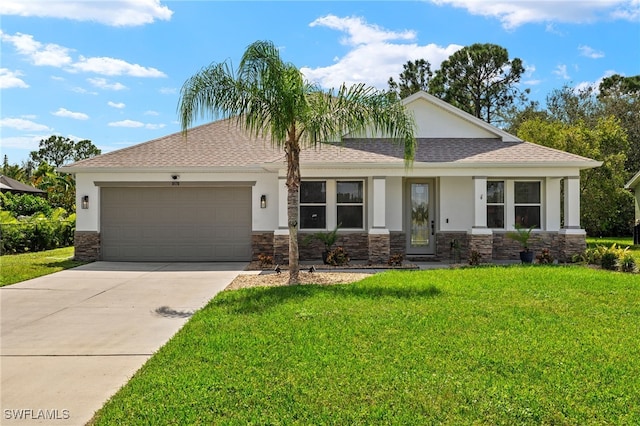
<box><xmin>63</xmin><ymin>118</ymin><xmax>599</xmax><ymax>170</ymax></box>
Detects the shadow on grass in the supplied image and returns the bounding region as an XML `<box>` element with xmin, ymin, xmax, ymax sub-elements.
<box><xmin>212</xmin><ymin>282</ymin><xmax>442</xmax><ymax>315</ymax></box>
<box><xmin>43</xmin><ymin>259</ymin><xmax>89</xmax><ymax>269</ymax></box>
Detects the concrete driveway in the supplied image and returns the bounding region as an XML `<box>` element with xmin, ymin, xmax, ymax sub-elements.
<box><xmin>1</xmin><ymin>261</ymin><xmax>247</xmax><ymax>425</ymax></box>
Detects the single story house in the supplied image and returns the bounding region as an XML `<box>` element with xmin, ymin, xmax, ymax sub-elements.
<box><xmin>61</xmin><ymin>92</ymin><xmax>601</xmax><ymax>264</ymax></box>
<box><xmin>625</xmin><ymin>170</ymin><xmax>640</xmax><ymax>243</ymax></box>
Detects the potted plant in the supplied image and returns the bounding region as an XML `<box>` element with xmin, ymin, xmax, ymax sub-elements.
<box><xmin>303</xmin><ymin>224</ymin><xmax>341</xmax><ymax>264</ymax></box>
<box><xmin>507</xmin><ymin>224</ymin><xmax>536</xmax><ymax>263</ymax></box>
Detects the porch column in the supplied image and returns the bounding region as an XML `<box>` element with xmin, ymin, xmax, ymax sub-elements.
<box><xmin>369</xmin><ymin>177</ymin><xmax>390</xmax><ymax>264</ymax></box>
<box><xmin>564</xmin><ymin>176</ymin><xmax>581</xmax><ymax>229</ymax></box>
<box><xmin>469</xmin><ymin>176</ymin><xmax>493</xmax><ymax>262</ymax></box>
<box><xmin>472</xmin><ymin>176</ymin><xmax>487</xmax><ymax>230</ymax></box>
<box><xmin>558</xmin><ymin>176</ymin><xmax>586</xmax><ymax>262</ymax></box>
<box><xmin>546</xmin><ymin>177</ymin><xmax>561</xmax><ymax>231</ymax></box>
<box><xmin>274</xmin><ymin>177</ymin><xmax>289</xmax><ymax>264</ymax></box>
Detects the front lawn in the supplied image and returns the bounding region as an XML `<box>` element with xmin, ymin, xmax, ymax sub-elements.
<box><xmin>91</xmin><ymin>266</ymin><xmax>640</xmax><ymax>425</ymax></box>
<box><xmin>0</xmin><ymin>247</ymin><xmax>88</xmax><ymax>287</ymax></box>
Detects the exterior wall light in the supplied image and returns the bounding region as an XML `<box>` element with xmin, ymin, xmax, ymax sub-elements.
<box><xmin>81</xmin><ymin>195</ymin><xmax>89</xmax><ymax>209</ymax></box>
<box><xmin>260</xmin><ymin>194</ymin><xmax>267</xmax><ymax>208</ymax></box>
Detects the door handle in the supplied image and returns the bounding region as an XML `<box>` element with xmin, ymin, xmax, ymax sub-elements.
<box><xmin>431</xmin><ymin>220</ymin><xmax>435</xmax><ymax>235</ymax></box>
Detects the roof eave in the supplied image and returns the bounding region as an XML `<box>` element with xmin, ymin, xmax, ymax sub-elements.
<box><xmin>625</xmin><ymin>170</ymin><xmax>640</xmax><ymax>189</ymax></box>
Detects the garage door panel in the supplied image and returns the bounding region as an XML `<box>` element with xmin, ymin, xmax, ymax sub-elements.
<box><xmin>101</xmin><ymin>187</ymin><xmax>251</xmax><ymax>261</ymax></box>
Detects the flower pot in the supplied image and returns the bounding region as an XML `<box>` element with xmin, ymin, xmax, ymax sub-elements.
<box><xmin>520</xmin><ymin>250</ymin><xmax>534</xmax><ymax>264</ymax></box>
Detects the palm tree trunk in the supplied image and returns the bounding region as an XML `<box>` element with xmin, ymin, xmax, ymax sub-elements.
<box><xmin>285</xmin><ymin>137</ymin><xmax>301</xmax><ymax>285</ymax></box>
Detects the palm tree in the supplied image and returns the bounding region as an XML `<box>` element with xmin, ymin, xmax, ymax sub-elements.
<box><xmin>179</xmin><ymin>40</ymin><xmax>416</xmax><ymax>284</ymax></box>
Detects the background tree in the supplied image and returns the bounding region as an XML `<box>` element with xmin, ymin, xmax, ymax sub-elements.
<box><xmin>179</xmin><ymin>40</ymin><xmax>416</xmax><ymax>284</ymax></box>
<box><xmin>518</xmin><ymin>116</ymin><xmax>633</xmax><ymax>236</ymax></box>
<box><xmin>598</xmin><ymin>74</ymin><xmax>640</xmax><ymax>174</ymax></box>
<box><xmin>387</xmin><ymin>59</ymin><xmax>433</xmax><ymax>99</ymax></box>
<box><xmin>429</xmin><ymin>43</ymin><xmax>526</xmax><ymax>124</ymax></box>
<box><xmin>29</xmin><ymin>135</ymin><xmax>101</xmax><ymax>167</ymax></box>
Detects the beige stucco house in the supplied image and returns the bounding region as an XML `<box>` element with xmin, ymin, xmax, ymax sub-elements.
<box><xmin>61</xmin><ymin>92</ymin><xmax>601</xmax><ymax>264</ymax></box>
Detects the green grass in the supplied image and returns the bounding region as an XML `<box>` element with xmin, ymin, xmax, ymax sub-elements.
<box><xmin>0</xmin><ymin>247</ymin><xmax>88</xmax><ymax>287</ymax></box>
<box><xmin>91</xmin><ymin>266</ymin><xmax>640</xmax><ymax>425</ymax></box>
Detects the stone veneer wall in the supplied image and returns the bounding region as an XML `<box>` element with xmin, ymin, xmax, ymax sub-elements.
<box><xmin>256</xmin><ymin>229</ymin><xmax>586</xmax><ymax>264</ymax></box>
<box><xmin>492</xmin><ymin>232</ymin><xmax>560</xmax><ymax>261</ymax></box>
<box><xmin>251</xmin><ymin>232</ymin><xmax>274</xmax><ymax>262</ymax></box>
<box><xmin>271</xmin><ymin>232</ymin><xmax>371</xmax><ymax>264</ymax></box>
<box><xmin>436</xmin><ymin>232</ymin><xmax>469</xmax><ymax>262</ymax></box>
<box><xmin>390</xmin><ymin>232</ymin><xmax>406</xmax><ymax>257</ymax></box>
<box><xmin>74</xmin><ymin>231</ymin><xmax>100</xmax><ymax>261</ymax></box>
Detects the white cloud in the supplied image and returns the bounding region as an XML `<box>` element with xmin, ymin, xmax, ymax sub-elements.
<box><xmin>0</xmin><ymin>68</ymin><xmax>29</xmax><ymax>88</ymax></box>
<box><xmin>310</xmin><ymin>14</ymin><xmax>416</xmax><ymax>46</ymax></box>
<box><xmin>575</xmin><ymin>69</ymin><xmax>619</xmax><ymax>94</ymax></box>
<box><xmin>0</xmin><ymin>0</ymin><xmax>173</xmax><ymax>27</ymax></box>
<box><xmin>144</xmin><ymin>110</ymin><xmax>160</xmax><ymax>116</ymax></box>
<box><xmin>88</xmin><ymin>77</ymin><xmax>127</xmax><ymax>91</ymax></box>
<box><xmin>72</xmin><ymin>86</ymin><xmax>98</xmax><ymax>95</ymax></box>
<box><xmin>430</xmin><ymin>0</ymin><xmax>638</xmax><ymax>29</ymax></box>
<box><xmin>303</xmin><ymin>15</ymin><xmax>462</xmax><ymax>89</ymax></box>
<box><xmin>159</xmin><ymin>87</ymin><xmax>177</xmax><ymax>95</ymax></box>
<box><xmin>108</xmin><ymin>101</ymin><xmax>126</xmax><ymax>109</ymax></box>
<box><xmin>0</xmin><ymin>117</ymin><xmax>50</xmax><ymax>131</ymax></box>
<box><xmin>109</xmin><ymin>119</ymin><xmax>144</xmax><ymax>128</ymax></box>
<box><xmin>578</xmin><ymin>45</ymin><xmax>605</xmax><ymax>59</ymax></box>
<box><xmin>108</xmin><ymin>120</ymin><xmax>165</xmax><ymax>129</ymax></box>
<box><xmin>553</xmin><ymin>64</ymin><xmax>570</xmax><ymax>80</ymax></box>
<box><xmin>145</xmin><ymin>123</ymin><xmax>166</xmax><ymax>130</ymax></box>
<box><xmin>72</xmin><ymin>56</ymin><xmax>166</xmax><ymax>77</ymax></box>
<box><xmin>0</xmin><ymin>31</ymin><xmax>73</xmax><ymax>66</ymax></box>
<box><xmin>1</xmin><ymin>31</ymin><xmax>166</xmax><ymax>78</ymax></box>
<box><xmin>0</xmin><ymin>135</ymin><xmax>45</xmax><ymax>150</ymax></box>
<box><xmin>52</xmin><ymin>108</ymin><xmax>89</xmax><ymax>120</ymax></box>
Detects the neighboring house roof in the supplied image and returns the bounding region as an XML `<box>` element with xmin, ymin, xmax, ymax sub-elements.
<box><xmin>0</xmin><ymin>175</ymin><xmax>46</xmax><ymax>194</ymax></box>
<box><xmin>625</xmin><ymin>170</ymin><xmax>640</xmax><ymax>190</ymax></box>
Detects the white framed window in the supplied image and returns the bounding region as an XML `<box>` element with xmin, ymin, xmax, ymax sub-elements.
<box><xmin>337</xmin><ymin>181</ymin><xmax>364</xmax><ymax>229</ymax></box>
<box><xmin>487</xmin><ymin>181</ymin><xmax>505</xmax><ymax>228</ymax></box>
<box><xmin>300</xmin><ymin>181</ymin><xmax>326</xmax><ymax>229</ymax></box>
<box><xmin>514</xmin><ymin>181</ymin><xmax>541</xmax><ymax>229</ymax></box>
<box><xmin>300</xmin><ymin>179</ymin><xmax>365</xmax><ymax>230</ymax></box>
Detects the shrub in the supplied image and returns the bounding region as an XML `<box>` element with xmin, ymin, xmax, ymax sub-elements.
<box><xmin>601</xmin><ymin>252</ymin><xmax>618</xmax><ymax>270</ymax></box>
<box><xmin>536</xmin><ymin>248</ymin><xmax>554</xmax><ymax>264</ymax></box>
<box><xmin>0</xmin><ymin>208</ymin><xmax>75</xmax><ymax>254</ymax></box>
<box><xmin>258</xmin><ymin>253</ymin><xmax>273</xmax><ymax>268</ymax></box>
<box><xmin>387</xmin><ymin>253</ymin><xmax>404</xmax><ymax>267</ymax></box>
<box><xmin>468</xmin><ymin>250</ymin><xmax>481</xmax><ymax>266</ymax></box>
<box><xmin>325</xmin><ymin>246</ymin><xmax>349</xmax><ymax>266</ymax></box>
<box><xmin>619</xmin><ymin>253</ymin><xmax>637</xmax><ymax>273</ymax></box>
<box><xmin>0</xmin><ymin>192</ymin><xmax>52</xmax><ymax>217</ymax></box>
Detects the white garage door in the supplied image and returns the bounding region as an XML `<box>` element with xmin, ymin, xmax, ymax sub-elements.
<box><xmin>101</xmin><ymin>186</ymin><xmax>251</xmax><ymax>261</ymax></box>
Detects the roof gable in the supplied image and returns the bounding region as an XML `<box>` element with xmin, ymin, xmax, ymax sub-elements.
<box><xmin>402</xmin><ymin>92</ymin><xmax>520</xmax><ymax>141</ymax></box>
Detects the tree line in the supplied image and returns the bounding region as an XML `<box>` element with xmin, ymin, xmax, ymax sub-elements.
<box><xmin>2</xmin><ymin>136</ymin><xmax>101</xmax><ymax>213</ymax></box>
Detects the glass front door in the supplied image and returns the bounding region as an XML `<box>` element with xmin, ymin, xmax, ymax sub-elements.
<box><xmin>407</xmin><ymin>180</ymin><xmax>435</xmax><ymax>254</ymax></box>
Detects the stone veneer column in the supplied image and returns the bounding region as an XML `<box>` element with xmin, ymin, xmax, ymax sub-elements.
<box><xmin>74</xmin><ymin>231</ymin><xmax>100</xmax><ymax>261</ymax></box>
<box><xmin>369</xmin><ymin>177</ymin><xmax>389</xmax><ymax>264</ymax></box>
<box><xmin>468</xmin><ymin>231</ymin><xmax>493</xmax><ymax>263</ymax></box>
<box><xmin>557</xmin><ymin>230</ymin><xmax>587</xmax><ymax>262</ymax></box>
<box><xmin>368</xmin><ymin>230</ymin><xmax>390</xmax><ymax>265</ymax></box>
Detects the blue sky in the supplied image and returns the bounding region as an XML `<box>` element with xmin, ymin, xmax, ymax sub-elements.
<box><xmin>1</xmin><ymin>0</ymin><xmax>638</xmax><ymax>165</ymax></box>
